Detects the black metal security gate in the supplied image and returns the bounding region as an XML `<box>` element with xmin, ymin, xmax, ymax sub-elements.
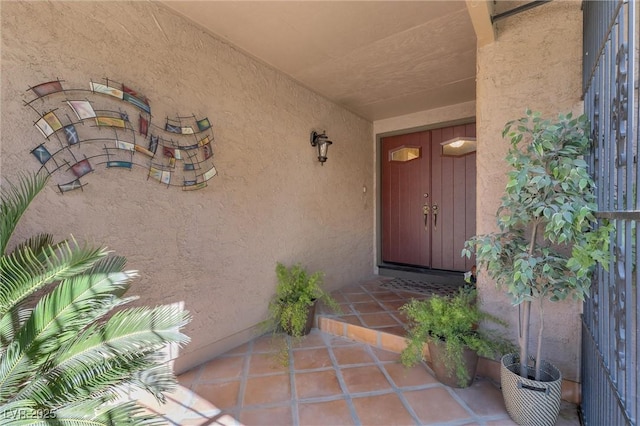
<box><xmin>582</xmin><ymin>1</ymin><xmax>638</xmax><ymax>424</ymax></box>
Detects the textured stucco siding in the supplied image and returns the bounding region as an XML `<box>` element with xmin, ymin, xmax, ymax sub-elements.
<box><xmin>0</xmin><ymin>1</ymin><xmax>373</xmax><ymax>372</ymax></box>
<box><xmin>476</xmin><ymin>0</ymin><xmax>584</xmax><ymax>382</ymax></box>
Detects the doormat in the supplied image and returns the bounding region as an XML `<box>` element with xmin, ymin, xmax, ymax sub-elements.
<box><xmin>380</xmin><ymin>278</ymin><xmax>463</xmax><ymax>298</ymax></box>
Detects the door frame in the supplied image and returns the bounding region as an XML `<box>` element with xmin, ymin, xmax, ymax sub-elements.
<box><xmin>375</xmin><ymin>117</ymin><xmax>477</xmax><ymax>273</ymax></box>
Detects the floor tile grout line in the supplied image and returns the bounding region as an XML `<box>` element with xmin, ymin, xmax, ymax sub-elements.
<box><xmin>293</xmin><ymin>394</ymin><xmax>353</xmax><ymax>405</ymax></box>
<box><xmin>323</xmin><ymin>331</ymin><xmax>362</xmax><ymax>426</ymax></box>
<box><xmin>287</xmin><ymin>335</ymin><xmax>300</xmax><ymax>426</ymax></box>
<box><xmin>364</xmin><ymin>343</ymin><xmax>423</xmax><ymax>426</ymax></box>
<box><xmin>292</xmin><ymin>365</ymin><xmax>340</xmax><ymax>374</ymax></box>
<box><xmin>160</xmin><ymin>368</ymin><xmax>203</xmax><ymax>424</ymax></box>
<box><xmin>341</xmin><ymin>284</ymin><xmax>387</xmax><ymax>326</ymax></box>
<box><xmin>234</xmin><ymin>335</ymin><xmax>253</xmax><ymax>421</ymax></box>
<box><xmin>323</xmin><ymin>360</ymin><xmax>380</xmax><ymax>369</ymax></box>
<box><xmin>359</xmin><ymin>283</ymin><xmax>405</xmax><ymax>315</ymax></box>
<box><xmin>164</xmin><ymin>394</ymin><xmax>223</xmax><ymax>423</ymax></box>
<box><xmin>384</xmin><ymin>308</ymin><xmax>410</xmax><ymax>328</ymax></box>
<box><xmin>345</xmin><ymin>303</ymin><xmax>367</xmax><ymax>327</ymax></box>
<box><xmin>444</xmin><ymin>384</ymin><xmax>484</xmax><ymax>424</ymax></box>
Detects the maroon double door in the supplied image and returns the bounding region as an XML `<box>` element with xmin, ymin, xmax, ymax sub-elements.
<box><xmin>381</xmin><ymin>123</ymin><xmax>476</xmax><ymax>272</ymax></box>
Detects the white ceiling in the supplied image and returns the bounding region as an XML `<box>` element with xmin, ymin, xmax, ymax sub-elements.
<box><xmin>160</xmin><ymin>1</ymin><xmax>483</xmax><ymax>121</ymax></box>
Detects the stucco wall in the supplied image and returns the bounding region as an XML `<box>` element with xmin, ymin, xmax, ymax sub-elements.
<box><xmin>0</xmin><ymin>1</ymin><xmax>373</xmax><ymax>373</ymax></box>
<box><xmin>476</xmin><ymin>0</ymin><xmax>584</xmax><ymax>381</ymax></box>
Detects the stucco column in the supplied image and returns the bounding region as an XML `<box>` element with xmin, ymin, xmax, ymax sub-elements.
<box><xmin>475</xmin><ymin>0</ymin><xmax>584</xmax><ymax>384</ymax></box>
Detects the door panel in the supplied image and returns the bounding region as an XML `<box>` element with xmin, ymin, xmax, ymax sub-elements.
<box><xmin>381</xmin><ymin>124</ymin><xmax>476</xmax><ymax>272</ymax></box>
<box><xmin>381</xmin><ymin>131</ymin><xmax>431</xmax><ymax>266</ymax></box>
<box><xmin>430</xmin><ymin>124</ymin><xmax>476</xmax><ymax>271</ymax></box>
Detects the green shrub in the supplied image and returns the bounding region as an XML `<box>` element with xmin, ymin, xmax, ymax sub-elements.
<box><xmin>268</xmin><ymin>262</ymin><xmax>340</xmax><ymax>337</ymax></box>
<box><xmin>401</xmin><ymin>287</ymin><xmax>514</xmax><ymax>387</ymax></box>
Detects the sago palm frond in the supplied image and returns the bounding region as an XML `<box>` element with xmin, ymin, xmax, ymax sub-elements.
<box><xmin>9</xmin><ymin>234</ymin><xmax>54</xmax><ymax>261</ymax></box>
<box><xmin>0</xmin><ymin>239</ymin><xmax>109</xmax><ymax>317</ymax></box>
<box><xmin>53</xmin><ymin>305</ymin><xmax>190</xmax><ymax>373</ymax></box>
<box><xmin>0</xmin><ymin>173</ymin><xmax>48</xmax><ymax>256</ymax></box>
<box><xmin>130</xmin><ymin>362</ymin><xmax>178</xmax><ymax>404</ymax></box>
<box><xmin>0</xmin><ymin>342</ymin><xmax>30</xmax><ymax>403</ymax></box>
<box><xmin>4</xmin><ymin>398</ymin><xmax>167</xmax><ymax>426</ymax></box>
<box><xmin>53</xmin><ymin>398</ymin><xmax>168</xmax><ymax>426</ymax></box>
<box><xmin>17</xmin><ymin>270</ymin><xmax>138</xmax><ymax>356</ymax></box>
<box><xmin>0</xmin><ymin>173</ymin><xmax>192</xmax><ymax>423</ymax></box>
<box><xmin>0</xmin><ymin>270</ymin><xmax>139</xmax><ymax>402</ymax></box>
<box><xmin>0</xmin><ymin>308</ymin><xmax>31</xmax><ymax>352</ymax></box>
<box><xmin>19</xmin><ymin>351</ymin><xmax>166</xmax><ymax>408</ymax></box>
<box><xmin>0</xmin><ymin>399</ymin><xmax>40</xmax><ymax>426</ymax></box>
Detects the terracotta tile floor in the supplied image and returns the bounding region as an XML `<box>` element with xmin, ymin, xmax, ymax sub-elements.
<box><xmin>140</xmin><ymin>276</ymin><xmax>581</xmax><ymax>425</ymax></box>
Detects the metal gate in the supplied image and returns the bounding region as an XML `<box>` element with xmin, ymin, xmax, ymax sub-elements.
<box><xmin>582</xmin><ymin>1</ymin><xmax>638</xmax><ymax>424</ymax></box>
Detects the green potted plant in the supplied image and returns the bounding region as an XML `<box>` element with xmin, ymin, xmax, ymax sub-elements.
<box><xmin>400</xmin><ymin>287</ymin><xmax>514</xmax><ymax>388</ymax></box>
<box><xmin>463</xmin><ymin>111</ymin><xmax>612</xmax><ymax>425</ymax></box>
<box><xmin>267</xmin><ymin>262</ymin><xmax>340</xmax><ymax>338</ymax></box>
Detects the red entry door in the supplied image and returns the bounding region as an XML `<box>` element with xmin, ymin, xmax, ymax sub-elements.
<box><xmin>381</xmin><ymin>124</ymin><xmax>476</xmax><ymax>272</ymax></box>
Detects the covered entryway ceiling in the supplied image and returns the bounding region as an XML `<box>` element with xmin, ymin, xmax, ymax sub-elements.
<box><xmin>159</xmin><ymin>1</ymin><xmax>494</xmax><ymax>121</ymax></box>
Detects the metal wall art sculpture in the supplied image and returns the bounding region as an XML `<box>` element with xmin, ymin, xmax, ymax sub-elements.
<box><xmin>25</xmin><ymin>78</ymin><xmax>217</xmax><ymax>192</ymax></box>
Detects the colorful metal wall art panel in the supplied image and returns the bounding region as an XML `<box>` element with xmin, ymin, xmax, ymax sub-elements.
<box><xmin>25</xmin><ymin>78</ymin><xmax>218</xmax><ymax>192</ymax></box>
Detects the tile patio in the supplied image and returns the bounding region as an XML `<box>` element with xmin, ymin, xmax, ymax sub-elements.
<box><xmin>140</xmin><ymin>276</ymin><xmax>581</xmax><ymax>425</ymax></box>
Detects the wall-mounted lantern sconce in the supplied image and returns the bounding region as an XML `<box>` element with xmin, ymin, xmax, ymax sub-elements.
<box><xmin>440</xmin><ymin>136</ymin><xmax>477</xmax><ymax>157</ymax></box>
<box><xmin>310</xmin><ymin>131</ymin><xmax>333</xmax><ymax>165</ymax></box>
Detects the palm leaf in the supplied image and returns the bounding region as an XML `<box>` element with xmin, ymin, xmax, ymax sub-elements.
<box><xmin>3</xmin><ymin>398</ymin><xmax>167</xmax><ymax>425</ymax></box>
<box><xmin>0</xmin><ymin>308</ymin><xmax>32</xmax><ymax>352</ymax></box>
<box><xmin>0</xmin><ymin>399</ymin><xmax>42</xmax><ymax>426</ymax></box>
<box><xmin>0</xmin><ymin>270</ymin><xmax>139</xmax><ymax>402</ymax></box>
<box><xmin>18</xmin><ymin>270</ymin><xmax>138</xmax><ymax>355</ymax></box>
<box><xmin>0</xmin><ymin>341</ymin><xmax>32</xmax><ymax>403</ymax></box>
<box><xmin>19</xmin><ymin>351</ymin><xmax>165</xmax><ymax>408</ymax></box>
<box><xmin>0</xmin><ymin>174</ymin><xmax>190</xmax><ymax>424</ymax></box>
<box><xmin>129</xmin><ymin>363</ymin><xmax>178</xmax><ymax>404</ymax></box>
<box><xmin>9</xmin><ymin>234</ymin><xmax>54</xmax><ymax>260</ymax></box>
<box><xmin>0</xmin><ymin>173</ymin><xmax>48</xmax><ymax>256</ymax></box>
<box><xmin>55</xmin><ymin>399</ymin><xmax>167</xmax><ymax>426</ymax></box>
<box><xmin>0</xmin><ymin>239</ymin><xmax>109</xmax><ymax>317</ymax></box>
<box><xmin>50</xmin><ymin>305</ymin><xmax>190</xmax><ymax>380</ymax></box>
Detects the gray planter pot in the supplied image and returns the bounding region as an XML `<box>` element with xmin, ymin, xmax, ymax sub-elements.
<box><xmin>500</xmin><ymin>353</ymin><xmax>562</xmax><ymax>426</ymax></box>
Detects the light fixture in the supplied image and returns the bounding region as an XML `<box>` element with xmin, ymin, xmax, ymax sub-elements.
<box><xmin>310</xmin><ymin>130</ymin><xmax>333</xmax><ymax>165</ymax></box>
<box><xmin>440</xmin><ymin>136</ymin><xmax>477</xmax><ymax>157</ymax></box>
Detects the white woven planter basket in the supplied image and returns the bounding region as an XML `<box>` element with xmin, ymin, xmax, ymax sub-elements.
<box><xmin>500</xmin><ymin>353</ymin><xmax>562</xmax><ymax>426</ymax></box>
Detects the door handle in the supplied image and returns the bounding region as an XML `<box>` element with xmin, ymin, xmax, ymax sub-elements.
<box><xmin>422</xmin><ymin>204</ymin><xmax>430</xmax><ymax>230</ymax></box>
<box><xmin>432</xmin><ymin>203</ymin><xmax>438</xmax><ymax>230</ymax></box>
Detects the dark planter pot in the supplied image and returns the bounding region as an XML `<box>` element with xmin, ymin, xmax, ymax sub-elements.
<box><xmin>284</xmin><ymin>299</ymin><xmax>317</xmax><ymax>336</ymax></box>
<box><xmin>427</xmin><ymin>339</ymin><xmax>479</xmax><ymax>388</ymax></box>
<box><xmin>500</xmin><ymin>353</ymin><xmax>562</xmax><ymax>426</ymax></box>
<box><xmin>300</xmin><ymin>299</ymin><xmax>318</xmax><ymax>336</ymax></box>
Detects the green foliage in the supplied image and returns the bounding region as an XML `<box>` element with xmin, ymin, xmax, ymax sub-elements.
<box><xmin>400</xmin><ymin>288</ymin><xmax>514</xmax><ymax>387</ymax></box>
<box><xmin>462</xmin><ymin>110</ymin><xmax>612</xmax><ymax>379</ymax></box>
<box><xmin>0</xmin><ymin>173</ymin><xmax>191</xmax><ymax>425</ymax></box>
<box><xmin>267</xmin><ymin>262</ymin><xmax>340</xmax><ymax>338</ymax></box>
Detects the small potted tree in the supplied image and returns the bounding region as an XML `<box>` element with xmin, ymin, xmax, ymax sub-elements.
<box><xmin>463</xmin><ymin>110</ymin><xmax>611</xmax><ymax>425</ymax></box>
<box><xmin>267</xmin><ymin>262</ymin><xmax>340</xmax><ymax>338</ymax></box>
<box><xmin>400</xmin><ymin>287</ymin><xmax>513</xmax><ymax>388</ymax></box>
